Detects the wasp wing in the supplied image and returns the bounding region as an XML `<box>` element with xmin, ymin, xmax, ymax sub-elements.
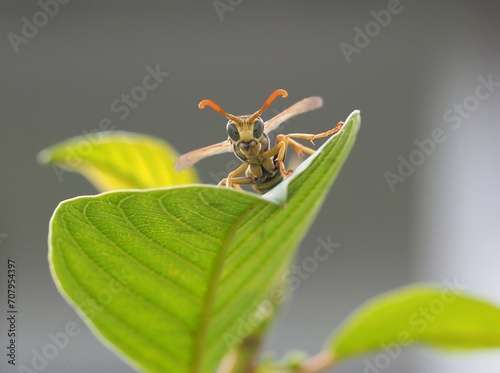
<box><xmin>264</xmin><ymin>96</ymin><xmax>323</xmax><ymax>134</ymax></box>
<box><xmin>175</xmin><ymin>139</ymin><xmax>232</xmax><ymax>171</ymax></box>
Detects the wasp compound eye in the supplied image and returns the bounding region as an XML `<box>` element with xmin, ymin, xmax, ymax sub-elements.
<box><xmin>226</xmin><ymin>121</ymin><xmax>240</xmax><ymax>141</ymax></box>
<box><xmin>253</xmin><ymin>118</ymin><xmax>264</xmax><ymax>138</ymax></box>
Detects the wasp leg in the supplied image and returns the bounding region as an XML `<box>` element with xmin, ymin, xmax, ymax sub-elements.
<box><xmin>226</xmin><ymin>176</ymin><xmax>256</xmax><ymax>189</ymax></box>
<box><xmin>285</xmin><ymin>121</ymin><xmax>344</xmax><ymax>145</ymax></box>
<box><xmin>218</xmin><ymin>161</ymin><xmax>249</xmax><ymax>189</ymax></box>
<box><xmin>260</xmin><ymin>140</ymin><xmax>291</xmax><ymax>176</ymax></box>
<box><xmin>219</xmin><ymin>180</ymin><xmax>247</xmax><ymax>191</ymax></box>
<box><xmin>286</xmin><ymin>138</ymin><xmax>316</xmax><ymax>157</ymax></box>
<box><xmin>233</xmin><ymin>184</ymin><xmax>244</xmax><ymax>192</ymax></box>
<box><xmin>261</xmin><ymin>121</ymin><xmax>344</xmax><ymax>178</ymax></box>
<box><xmin>262</xmin><ymin>135</ymin><xmax>307</xmax><ymax>177</ymax></box>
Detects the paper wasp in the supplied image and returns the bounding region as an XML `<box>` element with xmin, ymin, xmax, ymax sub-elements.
<box><xmin>174</xmin><ymin>89</ymin><xmax>344</xmax><ymax>194</ymax></box>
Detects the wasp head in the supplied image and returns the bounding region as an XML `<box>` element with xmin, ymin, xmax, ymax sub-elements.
<box><xmin>198</xmin><ymin>89</ymin><xmax>288</xmax><ymax>158</ymax></box>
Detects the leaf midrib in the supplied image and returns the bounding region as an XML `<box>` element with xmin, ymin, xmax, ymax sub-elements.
<box><xmin>192</xmin><ymin>198</ymin><xmax>264</xmax><ymax>373</ymax></box>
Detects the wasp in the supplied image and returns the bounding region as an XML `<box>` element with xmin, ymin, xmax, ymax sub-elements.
<box><xmin>175</xmin><ymin>89</ymin><xmax>344</xmax><ymax>194</ymax></box>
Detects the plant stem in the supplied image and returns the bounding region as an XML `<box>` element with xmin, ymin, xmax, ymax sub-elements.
<box><xmin>220</xmin><ymin>280</ymin><xmax>287</xmax><ymax>373</ymax></box>
<box><xmin>229</xmin><ymin>334</ymin><xmax>263</xmax><ymax>373</ymax></box>
<box><xmin>294</xmin><ymin>351</ymin><xmax>336</xmax><ymax>373</ymax></box>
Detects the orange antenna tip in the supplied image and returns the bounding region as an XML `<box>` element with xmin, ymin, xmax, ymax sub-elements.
<box><xmin>198</xmin><ymin>98</ymin><xmax>241</xmax><ymax>123</ymax></box>
<box><xmin>250</xmin><ymin>89</ymin><xmax>288</xmax><ymax>122</ymax></box>
<box><xmin>273</xmin><ymin>89</ymin><xmax>288</xmax><ymax>99</ymax></box>
<box><xmin>198</xmin><ymin>99</ymin><xmax>217</xmax><ymax>110</ymax></box>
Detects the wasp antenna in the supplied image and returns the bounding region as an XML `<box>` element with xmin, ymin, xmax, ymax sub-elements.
<box><xmin>198</xmin><ymin>99</ymin><xmax>242</xmax><ymax>123</ymax></box>
<box><xmin>198</xmin><ymin>99</ymin><xmax>220</xmax><ymax>111</ymax></box>
<box><xmin>249</xmin><ymin>89</ymin><xmax>288</xmax><ymax>122</ymax></box>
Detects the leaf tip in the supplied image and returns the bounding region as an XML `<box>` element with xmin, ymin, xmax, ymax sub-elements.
<box><xmin>37</xmin><ymin>148</ymin><xmax>52</xmax><ymax>165</ymax></box>
<box><xmin>346</xmin><ymin>110</ymin><xmax>361</xmax><ymax>127</ymax></box>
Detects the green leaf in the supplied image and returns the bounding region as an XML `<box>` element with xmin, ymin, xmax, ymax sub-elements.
<box><xmin>49</xmin><ymin>111</ymin><xmax>360</xmax><ymax>373</ymax></box>
<box><xmin>329</xmin><ymin>285</ymin><xmax>500</xmax><ymax>362</ymax></box>
<box><xmin>38</xmin><ymin>131</ymin><xmax>198</xmax><ymax>191</ymax></box>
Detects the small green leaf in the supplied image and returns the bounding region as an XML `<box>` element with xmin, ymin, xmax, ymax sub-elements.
<box><xmin>38</xmin><ymin>131</ymin><xmax>197</xmax><ymax>191</ymax></box>
<box><xmin>329</xmin><ymin>285</ymin><xmax>500</xmax><ymax>361</ymax></box>
<box><xmin>49</xmin><ymin>111</ymin><xmax>360</xmax><ymax>373</ymax></box>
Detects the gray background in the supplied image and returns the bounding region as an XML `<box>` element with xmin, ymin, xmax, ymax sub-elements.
<box><xmin>1</xmin><ymin>1</ymin><xmax>500</xmax><ymax>372</ymax></box>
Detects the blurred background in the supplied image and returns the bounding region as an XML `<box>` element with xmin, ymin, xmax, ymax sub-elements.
<box><xmin>1</xmin><ymin>1</ymin><xmax>499</xmax><ymax>372</ymax></box>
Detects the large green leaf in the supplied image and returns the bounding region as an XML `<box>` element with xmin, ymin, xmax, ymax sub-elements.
<box><xmin>38</xmin><ymin>131</ymin><xmax>197</xmax><ymax>191</ymax></box>
<box><xmin>49</xmin><ymin>111</ymin><xmax>360</xmax><ymax>373</ymax></box>
<box><xmin>329</xmin><ymin>285</ymin><xmax>500</xmax><ymax>362</ymax></box>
